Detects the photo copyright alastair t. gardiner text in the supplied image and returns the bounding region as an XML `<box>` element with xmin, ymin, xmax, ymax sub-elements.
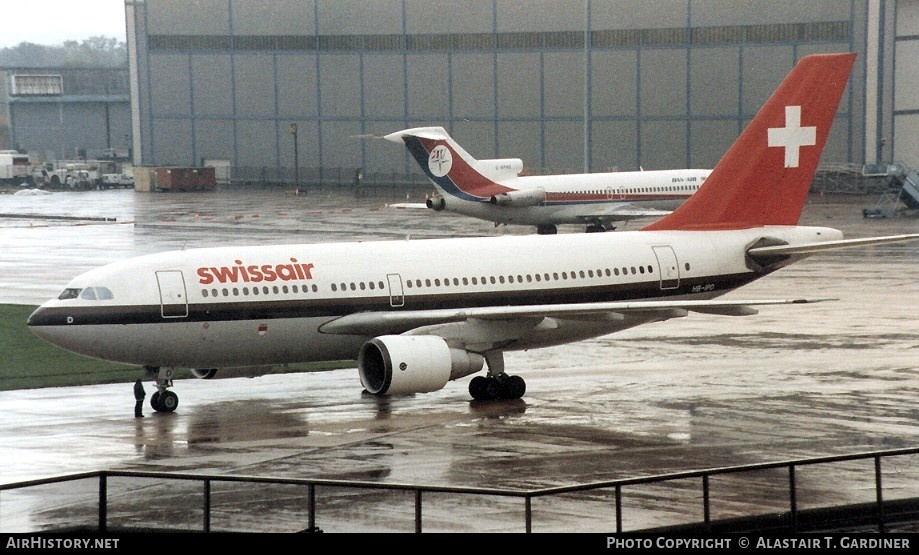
<box><xmin>606</xmin><ymin>537</ymin><xmax>911</xmax><ymax>549</ymax></box>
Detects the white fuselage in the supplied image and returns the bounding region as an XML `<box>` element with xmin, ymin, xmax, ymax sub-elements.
<box><xmin>28</xmin><ymin>225</ymin><xmax>841</xmax><ymax>371</ymax></box>
<box><xmin>436</xmin><ymin>169</ymin><xmax>711</xmax><ymax>225</ymax></box>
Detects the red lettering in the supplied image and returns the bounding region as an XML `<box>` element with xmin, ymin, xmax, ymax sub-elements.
<box><xmin>197</xmin><ymin>267</ymin><xmax>213</xmax><ymax>285</ymax></box>
<box><xmin>196</xmin><ymin>258</ymin><xmax>316</xmax><ymax>284</ymax></box>
<box><xmin>209</xmin><ymin>266</ymin><xmax>240</xmax><ymax>283</ymax></box>
<box><xmin>260</xmin><ymin>264</ymin><xmax>277</xmax><ymax>281</ymax></box>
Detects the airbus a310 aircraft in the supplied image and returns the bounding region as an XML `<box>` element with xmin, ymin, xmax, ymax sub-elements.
<box><xmin>384</xmin><ymin>126</ymin><xmax>711</xmax><ymax>234</ymax></box>
<box><xmin>28</xmin><ymin>53</ymin><xmax>919</xmax><ymax>413</ymax></box>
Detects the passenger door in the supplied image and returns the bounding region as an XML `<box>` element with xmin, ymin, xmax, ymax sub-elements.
<box><xmin>156</xmin><ymin>270</ymin><xmax>189</xmax><ymax>318</ymax></box>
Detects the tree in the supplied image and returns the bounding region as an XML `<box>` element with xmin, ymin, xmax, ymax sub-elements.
<box><xmin>0</xmin><ymin>37</ymin><xmax>127</xmax><ymax>67</ymax></box>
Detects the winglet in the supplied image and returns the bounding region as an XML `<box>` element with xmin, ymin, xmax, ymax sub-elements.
<box><xmin>643</xmin><ymin>53</ymin><xmax>856</xmax><ymax>231</ymax></box>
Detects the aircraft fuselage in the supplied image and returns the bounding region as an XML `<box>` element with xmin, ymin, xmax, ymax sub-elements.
<box><xmin>27</xmin><ymin>225</ymin><xmax>841</xmax><ymax>370</ymax></box>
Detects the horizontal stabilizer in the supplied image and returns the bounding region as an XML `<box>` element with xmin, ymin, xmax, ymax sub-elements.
<box><xmin>748</xmin><ymin>233</ymin><xmax>919</xmax><ymax>258</ymax></box>
<box><xmin>383</xmin><ymin>127</ymin><xmax>451</xmax><ymax>143</ymax></box>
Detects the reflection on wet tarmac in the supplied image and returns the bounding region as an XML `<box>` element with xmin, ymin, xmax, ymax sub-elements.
<box><xmin>1</xmin><ymin>188</ymin><xmax>919</xmax><ymax>531</ymax></box>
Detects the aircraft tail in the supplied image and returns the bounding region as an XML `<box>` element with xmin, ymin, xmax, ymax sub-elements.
<box><xmin>384</xmin><ymin>127</ymin><xmax>521</xmax><ymax>200</ymax></box>
<box><xmin>643</xmin><ymin>53</ymin><xmax>856</xmax><ymax>231</ymax></box>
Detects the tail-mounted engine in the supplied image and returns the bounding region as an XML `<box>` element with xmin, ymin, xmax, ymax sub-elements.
<box><xmin>426</xmin><ymin>195</ymin><xmax>446</xmax><ymax>211</ymax></box>
<box><xmin>490</xmin><ymin>187</ymin><xmax>545</xmax><ymax>207</ymax></box>
<box><xmin>358</xmin><ymin>335</ymin><xmax>484</xmax><ymax>395</ymax></box>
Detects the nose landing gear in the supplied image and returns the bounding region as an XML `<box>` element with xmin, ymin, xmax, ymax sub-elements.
<box><xmin>145</xmin><ymin>366</ymin><xmax>179</xmax><ymax>413</ymax></box>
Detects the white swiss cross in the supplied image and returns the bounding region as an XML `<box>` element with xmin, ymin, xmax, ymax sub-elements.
<box><xmin>767</xmin><ymin>106</ymin><xmax>816</xmax><ymax>168</ymax></box>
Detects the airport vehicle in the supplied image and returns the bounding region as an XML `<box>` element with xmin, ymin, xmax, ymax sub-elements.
<box><xmin>384</xmin><ymin>127</ymin><xmax>710</xmax><ymax>234</ymax></box>
<box><xmin>27</xmin><ymin>53</ymin><xmax>919</xmax><ymax>414</ymax></box>
<box><xmin>0</xmin><ymin>150</ymin><xmax>31</xmax><ymax>184</ymax></box>
<box><xmin>99</xmin><ymin>171</ymin><xmax>135</xmax><ymax>189</ymax></box>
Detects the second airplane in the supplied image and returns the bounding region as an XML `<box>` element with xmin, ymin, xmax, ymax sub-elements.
<box><xmin>384</xmin><ymin>126</ymin><xmax>711</xmax><ymax>234</ymax></box>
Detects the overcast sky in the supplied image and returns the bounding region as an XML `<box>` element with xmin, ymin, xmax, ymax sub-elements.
<box><xmin>0</xmin><ymin>0</ymin><xmax>127</xmax><ymax>48</ymax></box>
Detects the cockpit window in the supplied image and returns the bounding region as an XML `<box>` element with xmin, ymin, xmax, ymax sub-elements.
<box><xmin>58</xmin><ymin>287</ymin><xmax>115</xmax><ymax>301</ymax></box>
<box><xmin>95</xmin><ymin>287</ymin><xmax>114</xmax><ymax>300</ymax></box>
<box><xmin>78</xmin><ymin>287</ymin><xmax>115</xmax><ymax>300</ymax></box>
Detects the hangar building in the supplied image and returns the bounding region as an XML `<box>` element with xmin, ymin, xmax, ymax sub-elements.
<box><xmin>123</xmin><ymin>0</ymin><xmax>918</xmax><ymax>185</ymax></box>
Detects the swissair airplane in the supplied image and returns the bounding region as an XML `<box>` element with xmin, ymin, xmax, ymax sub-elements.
<box><xmin>27</xmin><ymin>53</ymin><xmax>919</xmax><ymax>413</ymax></box>
<box><xmin>385</xmin><ymin>126</ymin><xmax>711</xmax><ymax>234</ymax></box>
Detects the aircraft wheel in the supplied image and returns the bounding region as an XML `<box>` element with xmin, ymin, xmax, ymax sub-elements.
<box><xmin>150</xmin><ymin>391</ymin><xmax>162</xmax><ymax>411</ymax></box>
<box><xmin>484</xmin><ymin>378</ymin><xmax>503</xmax><ymax>400</ymax></box>
<box><xmin>536</xmin><ymin>224</ymin><xmax>557</xmax><ymax>235</ymax></box>
<box><xmin>469</xmin><ymin>376</ymin><xmax>489</xmax><ymax>400</ymax></box>
<box><xmin>158</xmin><ymin>391</ymin><xmax>179</xmax><ymax>412</ymax></box>
<box><xmin>504</xmin><ymin>375</ymin><xmax>526</xmax><ymax>399</ymax></box>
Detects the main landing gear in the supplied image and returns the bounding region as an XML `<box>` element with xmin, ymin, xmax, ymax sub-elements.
<box><xmin>468</xmin><ymin>352</ymin><xmax>527</xmax><ymax>401</ymax></box>
<box><xmin>145</xmin><ymin>366</ymin><xmax>179</xmax><ymax>413</ymax></box>
<box><xmin>469</xmin><ymin>374</ymin><xmax>526</xmax><ymax>400</ymax></box>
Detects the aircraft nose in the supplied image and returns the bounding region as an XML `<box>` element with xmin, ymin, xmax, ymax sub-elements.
<box><xmin>26</xmin><ymin>304</ymin><xmax>70</xmax><ymax>343</ymax></box>
<box><xmin>27</xmin><ymin>305</ymin><xmax>54</xmax><ymax>327</ymax></box>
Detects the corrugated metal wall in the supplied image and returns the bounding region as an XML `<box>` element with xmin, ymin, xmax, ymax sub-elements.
<box><xmin>128</xmin><ymin>0</ymin><xmax>873</xmax><ymax>182</ymax></box>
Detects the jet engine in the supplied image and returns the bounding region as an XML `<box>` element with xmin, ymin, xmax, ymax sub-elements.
<box><xmin>490</xmin><ymin>188</ymin><xmax>545</xmax><ymax>207</ymax></box>
<box><xmin>358</xmin><ymin>335</ymin><xmax>484</xmax><ymax>395</ymax></box>
<box><xmin>426</xmin><ymin>195</ymin><xmax>446</xmax><ymax>211</ymax></box>
<box><xmin>190</xmin><ymin>366</ymin><xmax>272</xmax><ymax>379</ymax></box>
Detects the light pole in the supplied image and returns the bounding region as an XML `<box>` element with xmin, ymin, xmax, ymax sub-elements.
<box><xmin>289</xmin><ymin>123</ymin><xmax>301</xmax><ymax>193</ymax></box>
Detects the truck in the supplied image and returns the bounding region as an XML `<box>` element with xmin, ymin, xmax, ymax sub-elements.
<box><xmin>99</xmin><ymin>169</ymin><xmax>135</xmax><ymax>189</ymax></box>
<box><xmin>0</xmin><ymin>150</ymin><xmax>31</xmax><ymax>184</ymax></box>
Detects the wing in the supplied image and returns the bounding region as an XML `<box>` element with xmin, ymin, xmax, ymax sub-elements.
<box><xmin>318</xmin><ymin>297</ymin><xmax>831</xmax><ymax>351</ymax></box>
<box><xmin>387</xmin><ymin>202</ymin><xmax>429</xmax><ymax>209</ymax></box>
<box><xmin>575</xmin><ymin>203</ymin><xmax>673</xmax><ymax>223</ymax></box>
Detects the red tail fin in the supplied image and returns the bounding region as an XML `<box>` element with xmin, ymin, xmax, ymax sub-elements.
<box><xmin>643</xmin><ymin>53</ymin><xmax>856</xmax><ymax>231</ymax></box>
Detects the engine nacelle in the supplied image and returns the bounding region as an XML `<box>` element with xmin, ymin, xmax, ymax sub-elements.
<box><xmin>190</xmin><ymin>365</ymin><xmax>272</xmax><ymax>379</ymax></box>
<box><xmin>476</xmin><ymin>158</ymin><xmax>524</xmax><ymax>180</ymax></box>
<box><xmin>358</xmin><ymin>335</ymin><xmax>484</xmax><ymax>395</ymax></box>
<box><xmin>191</xmin><ymin>368</ymin><xmax>218</xmax><ymax>379</ymax></box>
<box><xmin>426</xmin><ymin>195</ymin><xmax>446</xmax><ymax>211</ymax></box>
<box><xmin>490</xmin><ymin>187</ymin><xmax>545</xmax><ymax>207</ymax></box>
